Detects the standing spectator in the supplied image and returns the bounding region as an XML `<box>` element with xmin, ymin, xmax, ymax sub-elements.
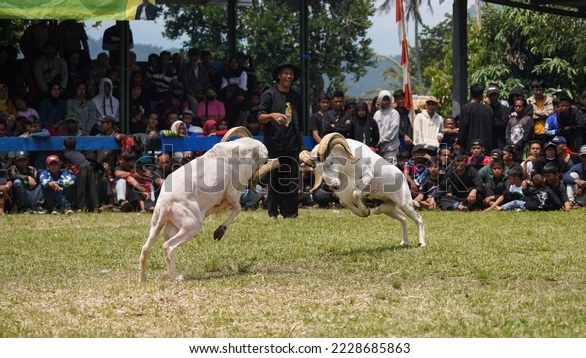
<box><xmin>128</xmin><ymin>80</ymin><xmax>149</xmax><ymax>133</ymax></box>
<box><xmin>393</xmin><ymin>89</ymin><xmax>413</xmax><ymax>151</ymax></box>
<box><xmin>350</xmin><ymin>100</ymin><xmax>379</xmax><ymax>147</ymax></box>
<box><xmin>441</xmin><ymin>116</ymin><xmax>458</xmax><ymax>150</ymax></box>
<box><xmin>64</xmin><ymin>50</ymin><xmax>91</xmax><ymax>100</ymax></box>
<box><xmin>235</xmin><ymin>51</ymin><xmax>257</xmax><ymax>92</ymax></box>
<box><xmin>39</xmin><ymin>155</ymin><xmax>75</xmax><ymax>214</ymax></box>
<box><xmin>322</xmin><ymin>91</ymin><xmax>352</xmax><ymax>138</ymax></box>
<box><xmin>544</xmin><ymin>97</ymin><xmax>561</xmax><ymax>142</ymax></box>
<box><xmin>33</xmin><ymin>41</ymin><xmax>68</xmax><ymax>96</ymax></box>
<box><xmin>102</xmin><ymin>22</ymin><xmax>133</xmax><ymax>69</ymax></box>
<box><xmin>413</xmin><ymin>96</ymin><xmax>443</xmax><ymax>156</ymax></box>
<box><xmin>506</xmin><ymin>97</ymin><xmax>534</xmax><ymax>161</ymax></box>
<box><xmin>556</xmin><ymin>94</ymin><xmax>584</xmax><ymax>152</ymax></box>
<box><xmin>19</xmin><ymin>21</ymin><xmax>56</xmax><ymax>63</ymax></box>
<box><xmin>14</xmin><ymin>60</ymin><xmax>39</xmax><ymax>107</ymax></box>
<box><xmin>135</xmin><ymin>0</ymin><xmax>158</xmax><ymax>20</ymax></box>
<box><xmin>309</xmin><ymin>93</ymin><xmax>330</xmax><ymax>144</ymax></box>
<box><xmin>8</xmin><ymin>150</ymin><xmax>46</xmax><ymax>214</ymax></box>
<box><xmin>374</xmin><ymin>90</ymin><xmax>401</xmax><ymax>164</ymax></box>
<box><xmin>0</xmin><ymin>165</ymin><xmax>11</xmax><ymax>215</ymax></box>
<box><xmin>89</xmin><ymin>53</ymin><xmax>109</xmax><ymax>97</ymax></box>
<box><xmin>57</xmin><ymin>20</ymin><xmax>90</xmax><ymax>66</ymax></box>
<box><xmin>257</xmin><ymin>63</ymin><xmax>304</xmax><ymax>219</ymax></box>
<box><xmin>486</xmin><ymin>83</ymin><xmax>509</xmax><ymax>149</ymax></box>
<box><xmin>0</xmin><ymin>46</ymin><xmax>17</xmax><ymax>96</ymax></box>
<box><xmin>527</xmin><ymin>79</ymin><xmax>554</xmax><ymax>145</ymax></box>
<box><xmin>458</xmin><ymin>83</ymin><xmax>494</xmax><ymax>154</ymax></box>
<box><xmin>181</xmin><ymin>48</ymin><xmax>209</xmax><ymax>107</ymax></box>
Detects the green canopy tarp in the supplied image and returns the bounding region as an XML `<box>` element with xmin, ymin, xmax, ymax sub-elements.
<box><xmin>1</xmin><ymin>0</ymin><xmax>151</xmax><ymax>20</ymax></box>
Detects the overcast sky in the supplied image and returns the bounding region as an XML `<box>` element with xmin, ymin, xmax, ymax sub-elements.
<box><xmin>86</xmin><ymin>0</ymin><xmax>462</xmax><ymax>60</ymax></box>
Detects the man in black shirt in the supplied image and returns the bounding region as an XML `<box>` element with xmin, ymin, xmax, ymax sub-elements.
<box><xmin>257</xmin><ymin>63</ymin><xmax>304</xmax><ymax>219</ymax></box>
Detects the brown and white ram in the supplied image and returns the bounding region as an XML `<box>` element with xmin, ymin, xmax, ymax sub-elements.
<box><xmin>299</xmin><ymin>132</ymin><xmax>426</xmax><ymax>247</ymax></box>
<box><xmin>139</xmin><ymin>127</ymin><xmax>279</xmax><ymax>281</ymax></box>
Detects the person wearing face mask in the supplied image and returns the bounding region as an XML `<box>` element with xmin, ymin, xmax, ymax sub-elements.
<box><xmin>196</xmin><ymin>86</ymin><xmax>225</xmax><ymax>123</ymax></box>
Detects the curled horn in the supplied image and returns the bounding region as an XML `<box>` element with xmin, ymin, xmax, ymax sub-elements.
<box><xmin>317</xmin><ymin>133</ymin><xmax>358</xmax><ymax>164</ymax></box>
<box><xmin>248</xmin><ymin>159</ymin><xmax>280</xmax><ymax>193</ymax></box>
<box><xmin>299</xmin><ymin>150</ymin><xmax>315</xmax><ymax>168</ymax></box>
<box><xmin>311</xmin><ymin>171</ymin><xmax>323</xmax><ymax>192</ymax></box>
<box><xmin>220</xmin><ymin>126</ymin><xmax>252</xmax><ymax>142</ymax></box>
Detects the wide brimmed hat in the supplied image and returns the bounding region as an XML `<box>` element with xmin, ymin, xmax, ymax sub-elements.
<box><xmin>272</xmin><ymin>63</ymin><xmax>301</xmax><ymax>82</ymax></box>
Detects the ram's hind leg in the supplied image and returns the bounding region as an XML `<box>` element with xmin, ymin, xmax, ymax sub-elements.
<box><xmin>400</xmin><ymin>203</ymin><xmax>426</xmax><ymax>247</ymax></box>
<box><xmin>163</xmin><ymin>219</ymin><xmax>201</xmax><ymax>281</ymax></box>
<box><xmin>379</xmin><ymin>202</ymin><xmax>410</xmax><ymax>247</ymax></box>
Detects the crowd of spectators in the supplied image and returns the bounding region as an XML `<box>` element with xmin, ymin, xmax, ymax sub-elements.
<box><xmin>1</xmin><ymin>22</ymin><xmax>586</xmax><ymax>215</ymax></box>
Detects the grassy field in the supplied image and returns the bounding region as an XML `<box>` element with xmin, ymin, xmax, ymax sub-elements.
<box><xmin>1</xmin><ymin>208</ymin><xmax>586</xmax><ymax>338</ymax></box>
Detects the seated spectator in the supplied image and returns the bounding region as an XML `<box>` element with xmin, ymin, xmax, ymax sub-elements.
<box><xmin>403</xmin><ymin>144</ymin><xmax>429</xmax><ymax>197</ymax></box>
<box><xmin>414</xmin><ymin>157</ymin><xmax>440</xmax><ymax>210</ymax></box>
<box><xmin>160</xmin><ymin>120</ymin><xmax>193</xmax><ymax>164</ymax></box>
<box><xmin>502</xmin><ymin>145</ymin><xmax>522</xmax><ymax>173</ymax></box>
<box><xmin>40</xmin><ymin>155</ymin><xmax>75</xmax><ymax>214</ymax></box>
<box><xmin>562</xmin><ymin>144</ymin><xmax>586</xmax><ymax>208</ymax></box>
<box><xmin>478</xmin><ymin>148</ymin><xmax>504</xmax><ymax>183</ymax></box>
<box><xmin>128</xmin><ymin>80</ymin><xmax>149</xmax><ymax>134</ymax></box>
<box><xmin>225</xmin><ymin>87</ymin><xmax>250</xmax><ymax>128</ymax></box>
<box><xmin>156</xmin><ymin>79</ymin><xmax>190</xmax><ymax>127</ymax></box>
<box><xmin>181</xmin><ymin>109</ymin><xmax>203</xmax><ymax>136</ymax></box>
<box><xmin>92</xmin><ymin>77</ymin><xmax>120</xmax><ymax>130</ymax></box>
<box><xmin>485</xmin><ymin>167</ymin><xmax>525</xmax><ymax>211</ymax></box>
<box><xmin>497</xmin><ymin>174</ymin><xmax>561</xmax><ymax>211</ymax></box>
<box><xmin>246</xmin><ymin>115</ymin><xmax>262</xmax><ymax>136</ymax></box>
<box><xmin>146</xmin><ymin>110</ymin><xmax>160</xmax><ymax>133</ymax></box>
<box><xmin>466</xmin><ymin>139</ymin><xmax>491</xmax><ymax>170</ymax></box>
<box><xmin>150</xmin><ymin>50</ymin><xmax>177</xmax><ymax>99</ymax></box>
<box><xmin>8</xmin><ymin>150</ymin><xmax>46</xmax><ymax>214</ymax></box>
<box><xmin>438</xmin><ymin>147</ymin><xmax>451</xmax><ymax>175</ymax></box>
<box><xmin>39</xmin><ymin>82</ymin><xmax>67</xmax><ymax>135</ymax></box>
<box><xmin>522</xmin><ymin>140</ymin><xmax>542</xmax><ymax>179</ymax></box>
<box><xmin>67</xmin><ymin>80</ymin><xmax>99</xmax><ymax>135</ymax></box>
<box><xmin>197</xmin><ymin>87</ymin><xmax>225</xmax><ymax>123</ymax></box>
<box><xmin>396</xmin><ymin>150</ymin><xmax>411</xmax><ymax>172</ymax></box>
<box><xmin>221</xmin><ymin>56</ymin><xmax>247</xmax><ymax>93</ymax></box>
<box><xmin>63</xmin><ymin>137</ymin><xmax>100</xmax><ymax>212</ymax></box>
<box><xmin>553</xmin><ymin>135</ymin><xmax>581</xmax><ymax>169</ymax></box>
<box><xmin>0</xmin><ymin>83</ymin><xmax>17</xmax><ymax>121</ymax></box>
<box><xmin>14</xmin><ymin>96</ymin><xmax>39</xmax><ymax>121</ymax></box>
<box><xmin>543</xmin><ymin>162</ymin><xmax>573</xmax><ymax>211</ymax></box>
<box><xmin>438</xmin><ymin>154</ymin><xmax>483</xmax><ymax>211</ymax></box>
<box><xmin>114</xmin><ymin>151</ymin><xmax>139</xmax><ymax>212</ymax></box>
<box><xmin>132</xmin><ymin>160</ymin><xmax>155</xmax><ymax>214</ymax></box>
<box><xmin>202</xmin><ymin>119</ymin><xmax>219</xmax><ymax>137</ymax></box>
<box><xmin>0</xmin><ymin>167</ymin><xmax>12</xmax><ymax>215</ymax></box>
<box><xmin>20</xmin><ymin>115</ymin><xmax>51</xmax><ymax>169</ymax></box>
<box><xmin>33</xmin><ymin>41</ymin><xmax>68</xmax><ymax>96</ymax></box>
<box><xmin>482</xmin><ymin>159</ymin><xmax>507</xmax><ymax>208</ymax></box>
<box><xmin>14</xmin><ymin>60</ymin><xmax>39</xmax><ymax>107</ymax></box>
<box><xmin>58</xmin><ymin>113</ymin><xmax>83</xmax><ymax>136</ymax></box>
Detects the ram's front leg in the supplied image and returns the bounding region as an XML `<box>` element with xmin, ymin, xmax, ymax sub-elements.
<box><xmin>348</xmin><ymin>190</ymin><xmax>370</xmax><ymax>217</ymax></box>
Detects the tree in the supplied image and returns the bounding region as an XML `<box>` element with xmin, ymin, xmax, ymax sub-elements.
<box><xmin>162</xmin><ymin>0</ymin><xmax>376</xmax><ymax>102</ymax></box>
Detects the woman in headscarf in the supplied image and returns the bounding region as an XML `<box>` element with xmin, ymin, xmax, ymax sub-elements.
<box><xmin>38</xmin><ymin>82</ymin><xmax>67</xmax><ymax>135</ymax></box>
<box><xmin>351</xmin><ymin>100</ymin><xmax>379</xmax><ymax>148</ymax></box>
<box><xmin>160</xmin><ymin>120</ymin><xmax>192</xmax><ymax>164</ymax></box>
<box><xmin>0</xmin><ymin>84</ymin><xmax>17</xmax><ymax>121</ymax></box>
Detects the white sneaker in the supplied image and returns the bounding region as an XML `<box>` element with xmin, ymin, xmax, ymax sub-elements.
<box><xmin>51</xmin><ymin>210</ymin><xmax>60</xmax><ymax>215</ymax></box>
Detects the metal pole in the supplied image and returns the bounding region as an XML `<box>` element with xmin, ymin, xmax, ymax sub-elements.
<box><xmin>228</xmin><ymin>0</ymin><xmax>237</xmax><ymax>59</ymax></box>
<box><xmin>452</xmin><ymin>0</ymin><xmax>468</xmax><ymax>117</ymax></box>
<box><xmin>120</xmin><ymin>20</ymin><xmax>130</xmax><ymax>134</ymax></box>
<box><xmin>300</xmin><ymin>0</ymin><xmax>309</xmax><ymax>135</ymax></box>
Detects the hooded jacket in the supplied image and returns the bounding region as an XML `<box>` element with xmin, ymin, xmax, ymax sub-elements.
<box><xmin>413</xmin><ymin>108</ymin><xmax>444</xmax><ymax>150</ymax></box>
<box><xmin>373</xmin><ymin>90</ymin><xmax>400</xmax><ymax>155</ymax></box>
<box><xmin>92</xmin><ymin>78</ymin><xmax>119</xmax><ymax>121</ymax></box>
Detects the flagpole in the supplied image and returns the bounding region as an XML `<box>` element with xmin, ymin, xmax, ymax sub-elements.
<box><xmin>397</xmin><ymin>0</ymin><xmax>415</xmax><ymax>125</ymax></box>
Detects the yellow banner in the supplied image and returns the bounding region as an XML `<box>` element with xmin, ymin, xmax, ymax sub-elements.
<box><xmin>0</xmin><ymin>0</ymin><xmax>156</xmax><ymax>21</ymax></box>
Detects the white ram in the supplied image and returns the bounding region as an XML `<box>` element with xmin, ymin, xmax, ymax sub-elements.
<box><xmin>300</xmin><ymin>133</ymin><xmax>426</xmax><ymax>247</ymax></box>
<box><xmin>139</xmin><ymin>127</ymin><xmax>278</xmax><ymax>281</ymax></box>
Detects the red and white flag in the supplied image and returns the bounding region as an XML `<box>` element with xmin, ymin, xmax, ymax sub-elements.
<box><xmin>396</xmin><ymin>0</ymin><xmax>412</xmax><ymax>112</ymax></box>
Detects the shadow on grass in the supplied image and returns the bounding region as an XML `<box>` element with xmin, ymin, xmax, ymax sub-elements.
<box><xmin>327</xmin><ymin>244</ymin><xmax>410</xmax><ymax>257</ymax></box>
